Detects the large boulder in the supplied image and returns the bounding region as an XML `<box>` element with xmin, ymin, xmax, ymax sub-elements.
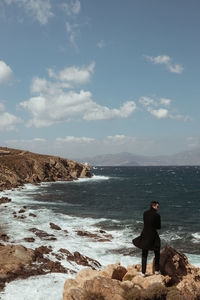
<box><xmin>159</xmin><ymin>246</ymin><xmax>190</xmax><ymax>283</ymax></box>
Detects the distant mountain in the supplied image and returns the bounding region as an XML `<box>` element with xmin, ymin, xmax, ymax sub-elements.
<box><xmin>78</xmin><ymin>149</ymin><xmax>200</xmax><ymax>166</ymax></box>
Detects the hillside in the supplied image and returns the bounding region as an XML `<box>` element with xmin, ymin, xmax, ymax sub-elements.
<box><xmin>79</xmin><ymin>149</ymin><xmax>200</xmax><ymax>166</ymax></box>
<box><xmin>0</xmin><ymin>147</ymin><xmax>92</xmax><ymax>191</ymax></box>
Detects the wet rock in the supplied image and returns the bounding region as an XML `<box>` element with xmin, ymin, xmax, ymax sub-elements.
<box><xmin>0</xmin><ymin>197</ymin><xmax>11</xmax><ymax>204</ymax></box>
<box><xmin>29</xmin><ymin>213</ymin><xmax>37</xmax><ymax>217</ymax></box>
<box><xmin>35</xmin><ymin>246</ymin><xmax>52</xmax><ymax>255</ymax></box>
<box><xmin>50</xmin><ymin>222</ymin><xmax>61</xmax><ymax>230</ymax></box>
<box><xmin>29</xmin><ymin>227</ymin><xmax>57</xmax><ymax>241</ymax></box>
<box><xmin>76</xmin><ymin>230</ymin><xmax>99</xmax><ymax>238</ymax></box>
<box><xmin>18</xmin><ymin>208</ymin><xmax>26</xmax><ymax>213</ymax></box>
<box><xmin>24</xmin><ymin>237</ymin><xmax>35</xmax><ymax>243</ymax></box>
<box><xmin>76</xmin><ymin>230</ymin><xmax>113</xmax><ymax>242</ymax></box>
<box><xmin>0</xmin><ymin>234</ymin><xmax>9</xmax><ymax>242</ymax></box>
<box><xmin>18</xmin><ymin>215</ymin><xmax>27</xmax><ymax>219</ymax></box>
<box><xmin>59</xmin><ymin>248</ymin><xmax>101</xmax><ymax>269</ymax></box>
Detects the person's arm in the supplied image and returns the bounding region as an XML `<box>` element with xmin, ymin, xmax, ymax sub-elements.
<box><xmin>156</xmin><ymin>214</ymin><xmax>161</xmax><ymax>229</ymax></box>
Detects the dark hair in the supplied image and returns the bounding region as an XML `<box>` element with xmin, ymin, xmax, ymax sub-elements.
<box><xmin>150</xmin><ymin>201</ymin><xmax>159</xmax><ymax>207</ymax></box>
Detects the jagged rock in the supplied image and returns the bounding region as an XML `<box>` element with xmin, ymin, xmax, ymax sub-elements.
<box><xmin>18</xmin><ymin>208</ymin><xmax>26</xmax><ymax>213</ymax></box>
<box><xmin>76</xmin><ymin>230</ymin><xmax>113</xmax><ymax>242</ymax></box>
<box><xmin>159</xmin><ymin>246</ymin><xmax>189</xmax><ymax>283</ymax></box>
<box><xmin>50</xmin><ymin>222</ymin><xmax>61</xmax><ymax>230</ymax></box>
<box><xmin>0</xmin><ymin>243</ymin><xmax>71</xmax><ymax>291</ymax></box>
<box><xmin>62</xmin><ymin>247</ymin><xmax>200</xmax><ymax>300</ymax></box>
<box><xmin>0</xmin><ymin>197</ymin><xmax>11</xmax><ymax>204</ymax></box>
<box><xmin>0</xmin><ymin>147</ymin><xmax>92</xmax><ymax>191</ymax></box>
<box><xmin>58</xmin><ymin>248</ymin><xmax>101</xmax><ymax>269</ymax></box>
<box><xmin>29</xmin><ymin>227</ymin><xmax>57</xmax><ymax>241</ymax></box>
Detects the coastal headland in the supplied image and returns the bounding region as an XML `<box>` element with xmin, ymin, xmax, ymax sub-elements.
<box><xmin>0</xmin><ymin>147</ymin><xmax>200</xmax><ymax>299</ymax></box>
<box><xmin>0</xmin><ymin>147</ymin><xmax>92</xmax><ymax>191</ymax></box>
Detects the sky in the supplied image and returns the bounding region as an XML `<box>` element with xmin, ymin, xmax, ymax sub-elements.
<box><xmin>0</xmin><ymin>0</ymin><xmax>200</xmax><ymax>159</ymax></box>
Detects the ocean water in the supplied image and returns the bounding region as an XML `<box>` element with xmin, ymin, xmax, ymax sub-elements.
<box><xmin>0</xmin><ymin>166</ymin><xmax>200</xmax><ymax>299</ymax></box>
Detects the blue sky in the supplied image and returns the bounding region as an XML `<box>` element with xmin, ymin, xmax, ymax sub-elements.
<box><xmin>0</xmin><ymin>0</ymin><xmax>200</xmax><ymax>158</ymax></box>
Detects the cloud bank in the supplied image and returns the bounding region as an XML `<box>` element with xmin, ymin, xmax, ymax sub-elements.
<box><xmin>20</xmin><ymin>63</ymin><xmax>137</xmax><ymax>127</ymax></box>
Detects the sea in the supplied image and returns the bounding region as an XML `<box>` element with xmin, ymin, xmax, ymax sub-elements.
<box><xmin>0</xmin><ymin>166</ymin><xmax>200</xmax><ymax>300</ymax></box>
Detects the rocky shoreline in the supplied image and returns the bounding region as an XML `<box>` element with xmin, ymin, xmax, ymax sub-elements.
<box><xmin>1</xmin><ymin>195</ymin><xmax>200</xmax><ymax>300</ymax></box>
<box><xmin>0</xmin><ymin>147</ymin><xmax>97</xmax><ymax>292</ymax></box>
<box><xmin>1</xmin><ymin>147</ymin><xmax>200</xmax><ymax>299</ymax></box>
<box><xmin>0</xmin><ymin>196</ymin><xmax>113</xmax><ymax>292</ymax></box>
<box><xmin>63</xmin><ymin>246</ymin><xmax>200</xmax><ymax>300</ymax></box>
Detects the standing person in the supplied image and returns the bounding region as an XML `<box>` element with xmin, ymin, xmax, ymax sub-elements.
<box><xmin>132</xmin><ymin>201</ymin><xmax>161</xmax><ymax>277</ymax></box>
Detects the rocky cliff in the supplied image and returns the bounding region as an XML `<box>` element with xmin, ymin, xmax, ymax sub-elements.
<box><xmin>0</xmin><ymin>147</ymin><xmax>92</xmax><ymax>191</ymax></box>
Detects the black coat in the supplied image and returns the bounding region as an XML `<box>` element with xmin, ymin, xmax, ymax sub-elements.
<box><xmin>132</xmin><ymin>207</ymin><xmax>161</xmax><ymax>251</ymax></box>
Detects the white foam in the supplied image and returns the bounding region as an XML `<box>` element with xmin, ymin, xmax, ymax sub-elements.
<box><xmin>1</xmin><ymin>273</ymin><xmax>72</xmax><ymax>300</ymax></box>
<box><xmin>75</xmin><ymin>175</ymin><xmax>110</xmax><ymax>182</ymax></box>
<box><xmin>192</xmin><ymin>232</ymin><xmax>200</xmax><ymax>241</ymax></box>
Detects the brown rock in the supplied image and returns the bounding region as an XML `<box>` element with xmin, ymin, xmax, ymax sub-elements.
<box><xmin>24</xmin><ymin>237</ymin><xmax>35</xmax><ymax>243</ymax></box>
<box><xmin>50</xmin><ymin>222</ymin><xmax>61</xmax><ymax>230</ymax></box>
<box><xmin>29</xmin><ymin>227</ymin><xmax>57</xmax><ymax>241</ymax></box>
<box><xmin>18</xmin><ymin>209</ymin><xmax>25</xmax><ymax>213</ymax></box>
<box><xmin>0</xmin><ymin>233</ymin><xmax>9</xmax><ymax>242</ymax></box>
<box><xmin>29</xmin><ymin>213</ymin><xmax>37</xmax><ymax>217</ymax></box>
<box><xmin>159</xmin><ymin>246</ymin><xmax>189</xmax><ymax>283</ymax></box>
<box><xmin>76</xmin><ymin>230</ymin><xmax>99</xmax><ymax>238</ymax></box>
<box><xmin>112</xmin><ymin>266</ymin><xmax>127</xmax><ymax>281</ymax></box>
<box><xmin>0</xmin><ymin>197</ymin><xmax>11</xmax><ymax>204</ymax></box>
<box><xmin>35</xmin><ymin>246</ymin><xmax>52</xmax><ymax>255</ymax></box>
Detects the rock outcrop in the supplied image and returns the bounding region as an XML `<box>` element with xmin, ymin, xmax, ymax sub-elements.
<box><xmin>0</xmin><ymin>147</ymin><xmax>92</xmax><ymax>191</ymax></box>
<box><xmin>0</xmin><ymin>244</ymin><xmax>70</xmax><ymax>290</ymax></box>
<box><xmin>62</xmin><ymin>246</ymin><xmax>200</xmax><ymax>300</ymax></box>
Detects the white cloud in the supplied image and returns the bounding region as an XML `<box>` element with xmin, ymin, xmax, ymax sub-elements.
<box><xmin>83</xmin><ymin>101</ymin><xmax>136</xmax><ymax>121</ymax></box>
<box><xmin>66</xmin><ymin>22</ymin><xmax>80</xmax><ymax>49</ymax></box>
<box><xmin>3</xmin><ymin>0</ymin><xmax>53</xmax><ymax>25</ymax></box>
<box><xmin>145</xmin><ymin>55</ymin><xmax>184</xmax><ymax>74</ymax></box>
<box><xmin>160</xmin><ymin>98</ymin><xmax>171</xmax><ymax>106</ymax></box>
<box><xmin>0</xmin><ymin>112</ymin><xmax>22</xmax><ymax>131</ymax></box>
<box><xmin>106</xmin><ymin>135</ymin><xmax>136</xmax><ymax>145</ymax></box>
<box><xmin>62</xmin><ymin>0</ymin><xmax>81</xmax><ymax>16</ymax></box>
<box><xmin>148</xmin><ymin>108</ymin><xmax>168</xmax><ymax>119</ymax></box>
<box><xmin>48</xmin><ymin>62</ymin><xmax>95</xmax><ymax>85</ymax></box>
<box><xmin>97</xmin><ymin>40</ymin><xmax>105</xmax><ymax>49</ymax></box>
<box><xmin>56</xmin><ymin>136</ymin><xmax>95</xmax><ymax>143</ymax></box>
<box><xmin>0</xmin><ymin>103</ymin><xmax>5</xmax><ymax>111</ymax></box>
<box><xmin>139</xmin><ymin>96</ymin><xmax>189</xmax><ymax>120</ymax></box>
<box><xmin>139</xmin><ymin>97</ymin><xmax>156</xmax><ymax>107</ymax></box>
<box><xmin>20</xmin><ymin>64</ymin><xmax>136</xmax><ymax>127</ymax></box>
<box><xmin>0</xmin><ymin>60</ymin><xmax>13</xmax><ymax>84</ymax></box>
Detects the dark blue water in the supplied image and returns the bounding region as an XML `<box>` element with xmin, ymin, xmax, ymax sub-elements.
<box><xmin>26</xmin><ymin>166</ymin><xmax>200</xmax><ymax>255</ymax></box>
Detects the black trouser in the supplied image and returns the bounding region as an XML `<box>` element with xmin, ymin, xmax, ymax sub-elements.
<box><xmin>142</xmin><ymin>249</ymin><xmax>160</xmax><ymax>274</ymax></box>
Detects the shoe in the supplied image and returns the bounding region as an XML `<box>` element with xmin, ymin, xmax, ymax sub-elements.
<box><xmin>155</xmin><ymin>271</ymin><xmax>161</xmax><ymax>275</ymax></box>
<box><xmin>140</xmin><ymin>272</ymin><xmax>146</xmax><ymax>277</ymax></box>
